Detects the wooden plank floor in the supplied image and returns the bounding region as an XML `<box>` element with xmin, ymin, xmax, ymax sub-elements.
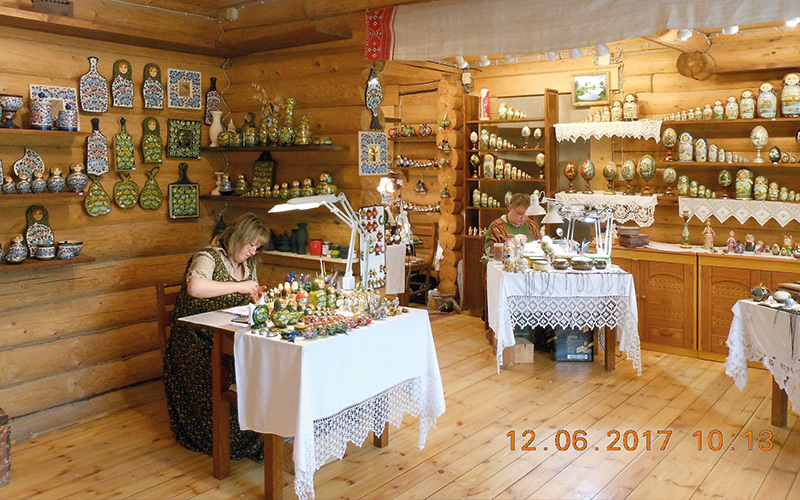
<box><xmin>4</xmin><ymin>313</ymin><xmax>799</xmax><ymax>500</ymax></box>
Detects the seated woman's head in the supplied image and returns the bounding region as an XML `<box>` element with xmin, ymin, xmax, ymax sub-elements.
<box><xmin>507</xmin><ymin>193</ymin><xmax>531</xmax><ymax>227</ymax></box>
<box><xmin>217</xmin><ymin>213</ymin><xmax>269</xmax><ymax>263</ymax></box>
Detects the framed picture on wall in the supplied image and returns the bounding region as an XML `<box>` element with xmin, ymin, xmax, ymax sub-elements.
<box><xmin>571</xmin><ymin>72</ymin><xmax>610</xmax><ymax>107</ymax></box>
<box><xmin>358</xmin><ymin>131</ymin><xmax>389</xmax><ymax>176</ymax></box>
<box><xmin>167</xmin><ymin>69</ymin><xmax>202</xmax><ymax>109</ymax></box>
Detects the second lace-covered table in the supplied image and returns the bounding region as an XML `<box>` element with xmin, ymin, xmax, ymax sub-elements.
<box><xmin>555</xmin><ymin>192</ymin><xmax>658</xmax><ymax>227</ymax></box>
<box><xmin>725</xmin><ymin>300</ymin><xmax>800</xmax><ymax>426</ymax></box>
<box><xmin>679</xmin><ymin>197</ymin><xmax>800</xmax><ymax>227</ymax></box>
<box><xmin>486</xmin><ymin>261</ymin><xmax>642</xmax><ymax>375</ymax></box>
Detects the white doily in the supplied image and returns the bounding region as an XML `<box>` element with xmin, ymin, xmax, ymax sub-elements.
<box><xmin>725</xmin><ymin>300</ymin><xmax>800</xmax><ymax>416</ymax></box>
<box><xmin>296</xmin><ymin>377</ymin><xmax>443</xmax><ymax>500</ymax></box>
<box><xmin>555</xmin><ymin>191</ymin><xmax>658</xmax><ymax>227</ymax></box>
<box><xmin>554</xmin><ymin>120</ymin><xmax>663</xmax><ymax>143</ymax></box>
<box><xmin>680</xmin><ymin>197</ymin><xmax>800</xmax><ymax>227</ymax></box>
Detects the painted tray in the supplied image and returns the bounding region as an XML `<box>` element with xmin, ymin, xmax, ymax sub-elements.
<box><xmin>111</xmin><ymin>59</ymin><xmax>134</xmax><ymax>108</ymax></box>
<box><xmin>364</xmin><ymin>68</ymin><xmax>383</xmax><ymax>130</ymax></box>
<box><xmin>167</xmin><ymin>69</ymin><xmax>201</xmax><ymax>110</ymax></box>
<box><xmin>86</xmin><ymin>118</ymin><xmax>110</xmax><ymax>176</ymax></box>
<box><xmin>204</xmin><ymin>77</ymin><xmax>221</xmax><ymax>125</ymax></box>
<box><xmin>113</xmin><ymin>172</ymin><xmax>139</xmax><ymax>209</ymax></box>
<box><xmin>13</xmin><ymin>148</ymin><xmax>45</xmax><ymax>179</ymax></box>
<box><xmin>85</xmin><ymin>174</ymin><xmax>112</xmax><ymax>217</ymax></box>
<box><xmin>114</xmin><ymin>117</ymin><xmax>135</xmax><ymax>171</ymax></box>
<box><xmin>143</xmin><ymin>63</ymin><xmax>164</xmax><ymax>110</ymax></box>
<box><xmin>168</xmin><ymin>162</ymin><xmax>198</xmax><ymax>219</ymax></box>
<box><xmin>79</xmin><ymin>56</ymin><xmax>109</xmax><ymax>113</ymax></box>
<box><xmin>24</xmin><ymin>205</ymin><xmax>54</xmax><ymax>257</ymax></box>
<box><xmin>166</xmin><ymin>119</ymin><xmax>201</xmax><ymax>159</ymax></box>
<box><xmin>139</xmin><ymin>166</ymin><xmax>163</xmax><ymax>210</ymax></box>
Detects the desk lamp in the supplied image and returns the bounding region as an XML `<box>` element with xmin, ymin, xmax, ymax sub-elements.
<box><xmin>269</xmin><ymin>193</ymin><xmax>367</xmax><ymax>291</ymax></box>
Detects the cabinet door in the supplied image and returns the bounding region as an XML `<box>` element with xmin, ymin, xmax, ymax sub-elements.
<box><xmin>762</xmin><ymin>270</ymin><xmax>800</xmax><ymax>293</ymax></box>
<box><xmin>611</xmin><ymin>256</ymin><xmax>644</xmax><ymax>338</ymax></box>
<box><xmin>700</xmin><ymin>265</ymin><xmax>760</xmax><ymax>355</ymax></box>
<box><xmin>639</xmin><ymin>261</ymin><xmax>695</xmax><ymax>349</ymax></box>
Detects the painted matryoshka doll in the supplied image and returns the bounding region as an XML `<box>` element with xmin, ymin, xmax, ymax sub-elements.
<box><xmin>725</xmin><ymin>96</ymin><xmax>739</xmax><ymax>119</ymax></box>
<box><xmin>677</xmin><ymin>175</ymin><xmax>690</xmax><ymax>197</ymax></box>
<box><xmin>713</xmin><ymin>100</ymin><xmax>724</xmax><ymax>119</ymax></box>
<box><xmin>611</xmin><ymin>100</ymin><xmax>623</xmax><ymax>121</ymax></box>
<box><xmin>678</xmin><ymin>131</ymin><xmax>694</xmax><ymax>162</ymax></box>
<box><xmin>753</xmin><ymin>176</ymin><xmax>768</xmax><ymax>201</ymax></box>
<box><xmin>757</xmin><ymin>82</ymin><xmax>778</xmax><ymax>118</ymax></box>
<box><xmin>735</xmin><ymin>168</ymin><xmax>754</xmax><ymax>199</ymax></box>
<box><xmin>740</xmin><ymin>90</ymin><xmax>755</xmax><ymax>119</ymax></box>
<box><xmin>781</xmin><ymin>72</ymin><xmax>800</xmax><ymax>117</ymax></box>
<box><xmin>694</xmin><ymin>138</ymin><xmax>708</xmax><ymax>162</ymax></box>
<box><xmin>623</xmin><ymin>93</ymin><xmax>639</xmax><ymax>121</ymax></box>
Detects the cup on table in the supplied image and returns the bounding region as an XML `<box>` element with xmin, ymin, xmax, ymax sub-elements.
<box><xmin>35</xmin><ymin>244</ymin><xmax>56</xmax><ymax>260</ymax></box>
<box><xmin>309</xmin><ymin>239</ymin><xmax>322</xmax><ymax>256</ymax></box>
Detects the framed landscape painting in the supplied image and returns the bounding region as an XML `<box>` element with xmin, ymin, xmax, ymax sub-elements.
<box><xmin>572</xmin><ymin>72</ymin><xmax>610</xmax><ymax>107</ymax></box>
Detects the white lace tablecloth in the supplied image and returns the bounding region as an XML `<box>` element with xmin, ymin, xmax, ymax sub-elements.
<box><xmin>233</xmin><ymin>309</ymin><xmax>445</xmax><ymax>500</ymax></box>
<box><xmin>725</xmin><ymin>300</ymin><xmax>800</xmax><ymax>414</ymax></box>
<box><xmin>554</xmin><ymin>120</ymin><xmax>663</xmax><ymax>143</ymax></box>
<box><xmin>486</xmin><ymin>261</ymin><xmax>641</xmax><ymax>374</ymax></box>
<box><xmin>679</xmin><ymin>197</ymin><xmax>800</xmax><ymax>227</ymax></box>
<box><xmin>555</xmin><ymin>191</ymin><xmax>658</xmax><ymax>227</ymax></box>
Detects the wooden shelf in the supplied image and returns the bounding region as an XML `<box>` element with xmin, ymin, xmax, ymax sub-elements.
<box><xmin>0</xmin><ymin>129</ymin><xmax>90</xmax><ymax>147</ymax></box>
<box><xmin>466</xmin><ymin>178</ymin><xmax>545</xmax><ymax>183</ymax></box>
<box><xmin>0</xmin><ymin>254</ymin><xmax>95</xmax><ymax>273</ymax></box>
<box><xmin>466</xmin><ymin>206</ymin><xmax>506</xmax><ymax>211</ymax></box>
<box><xmin>393</xmin><ymin>166</ymin><xmax>441</xmax><ymax>171</ymax></box>
<box><xmin>478</xmin><ymin>148</ymin><xmax>545</xmax><ymax>153</ymax></box>
<box><xmin>201</xmin><ymin>145</ymin><xmax>348</xmax><ymax>152</ymax></box>
<box><xmin>666</xmin><ymin>161</ymin><xmax>799</xmax><ymax>168</ymax></box>
<box><xmin>200</xmin><ymin>195</ymin><xmax>283</xmax><ymax>210</ymax></box>
<box><xmin>260</xmin><ymin>250</ymin><xmax>358</xmax><ymax>273</ymax></box>
<box><xmin>0</xmin><ymin>192</ymin><xmax>85</xmax><ymax>205</ymax></box>
<box><xmin>660</xmin><ymin>117</ymin><xmax>800</xmax><ymax>136</ymax></box>
<box><xmin>466</xmin><ymin>117</ymin><xmax>545</xmax><ymax>124</ymax></box>
<box><xmin>388</xmin><ymin>137</ymin><xmax>436</xmax><ymax>143</ymax></box>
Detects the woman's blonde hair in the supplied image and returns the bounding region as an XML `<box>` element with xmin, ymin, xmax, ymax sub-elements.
<box><xmin>216</xmin><ymin>213</ymin><xmax>269</xmax><ymax>257</ymax></box>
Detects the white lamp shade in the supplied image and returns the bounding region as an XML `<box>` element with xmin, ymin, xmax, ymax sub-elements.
<box><xmin>545</xmin><ymin>51</ymin><xmax>559</xmax><ymax>62</ymax></box>
<box><xmin>569</xmin><ymin>48</ymin><xmax>583</xmax><ymax>59</ymax></box>
<box><xmin>455</xmin><ymin>55</ymin><xmax>469</xmax><ymax>69</ymax></box>
<box><xmin>787</xmin><ymin>17</ymin><xmax>800</xmax><ymax>27</ymax></box>
<box><xmin>479</xmin><ymin>55</ymin><xmax>490</xmax><ymax>67</ymax></box>
<box><xmin>525</xmin><ymin>201</ymin><xmax>547</xmax><ymax>216</ymax></box>
<box><xmin>677</xmin><ymin>29</ymin><xmax>693</xmax><ymax>41</ymax></box>
<box><xmin>595</xmin><ymin>43</ymin><xmax>610</xmax><ymax>56</ymax></box>
<box><xmin>541</xmin><ymin>204</ymin><xmax>564</xmax><ymax>224</ymax></box>
<box><xmin>721</xmin><ymin>25</ymin><xmax>739</xmax><ymax>35</ymax></box>
<box><xmin>377</xmin><ymin>177</ymin><xmax>395</xmax><ymax>194</ymax></box>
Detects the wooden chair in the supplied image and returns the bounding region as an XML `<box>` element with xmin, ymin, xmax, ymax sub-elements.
<box><xmin>155</xmin><ymin>282</ymin><xmax>182</xmax><ymax>358</ymax></box>
<box><xmin>400</xmin><ymin>222</ymin><xmax>439</xmax><ymax>306</ymax></box>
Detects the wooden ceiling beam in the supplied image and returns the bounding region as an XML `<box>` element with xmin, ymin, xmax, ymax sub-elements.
<box><xmin>215</xmin><ymin>22</ymin><xmax>352</xmax><ymax>57</ymax></box>
<box><xmin>0</xmin><ymin>6</ymin><xmax>218</xmax><ymax>55</ymax></box>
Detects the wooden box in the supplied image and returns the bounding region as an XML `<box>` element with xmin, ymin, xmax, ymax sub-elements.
<box><xmin>32</xmin><ymin>0</ymin><xmax>74</xmax><ymax>17</ymax></box>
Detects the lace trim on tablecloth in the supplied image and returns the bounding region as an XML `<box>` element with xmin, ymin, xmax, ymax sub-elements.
<box><xmin>555</xmin><ymin>192</ymin><xmax>658</xmax><ymax>227</ymax></box>
<box><xmin>680</xmin><ymin>197</ymin><xmax>800</xmax><ymax>227</ymax></box>
<box><xmin>295</xmin><ymin>376</ymin><xmax>442</xmax><ymax>500</ymax></box>
<box><xmin>507</xmin><ymin>294</ymin><xmax>642</xmax><ymax>375</ymax></box>
<box><xmin>554</xmin><ymin>120</ymin><xmax>663</xmax><ymax>143</ymax></box>
<box><xmin>725</xmin><ymin>310</ymin><xmax>800</xmax><ymax>413</ymax></box>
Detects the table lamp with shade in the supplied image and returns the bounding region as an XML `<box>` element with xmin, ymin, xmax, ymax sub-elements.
<box><xmin>269</xmin><ymin>193</ymin><xmax>367</xmax><ymax>291</ymax></box>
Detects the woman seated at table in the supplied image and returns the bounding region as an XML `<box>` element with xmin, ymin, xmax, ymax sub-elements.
<box><xmin>164</xmin><ymin>212</ymin><xmax>269</xmax><ymax>461</ymax></box>
<box><xmin>483</xmin><ymin>192</ymin><xmax>542</xmax><ymax>254</ymax></box>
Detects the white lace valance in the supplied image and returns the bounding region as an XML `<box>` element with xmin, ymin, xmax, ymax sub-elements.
<box><xmin>555</xmin><ymin>191</ymin><xmax>658</xmax><ymax>227</ymax></box>
<box><xmin>554</xmin><ymin>120</ymin><xmax>663</xmax><ymax>143</ymax></box>
<box><xmin>679</xmin><ymin>197</ymin><xmax>800</xmax><ymax>227</ymax></box>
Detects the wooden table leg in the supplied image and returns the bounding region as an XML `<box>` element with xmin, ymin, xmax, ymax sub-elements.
<box><xmin>373</xmin><ymin>422</ymin><xmax>390</xmax><ymax>448</ymax></box>
<box><xmin>771</xmin><ymin>379</ymin><xmax>789</xmax><ymax>428</ymax></box>
<box><xmin>604</xmin><ymin>327</ymin><xmax>616</xmax><ymax>371</ymax></box>
<box><xmin>264</xmin><ymin>433</ymin><xmax>284</xmax><ymax>499</ymax></box>
<box><xmin>212</xmin><ymin>330</ymin><xmax>231</xmax><ymax>479</ymax></box>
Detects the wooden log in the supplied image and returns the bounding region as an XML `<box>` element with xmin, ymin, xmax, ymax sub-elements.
<box><xmin>676</xmin><ymin>51</ymin><xmax>717</xmax><ymax>80</ymax></box>
<box><xmin>0</xmin><ymin>287</ymin><xmax>159</xmax><ymax>350</ymax></box>
<box><xmin>437</xmin><ymin>169</ymin><xmax>464</xmax><ymax>187</ymax></box>
<box><xmin>225</xmin><ymin>45</ymin><xmax>370</xmax><ymax>82</ymax></box>
<box><xmin>438</xmin><ymin>280</ymin><xmax>457</xmax><ymax>296</ymax></box>
<box><xmin>438</xmin><ymin>78</ymin><xmax>463</xmax><ymax>96</ymax></box>
<box><xmin>644</xmin><ymin>30</ymin><xmax>711</xmax><ymax>54</ymax></box>
<box><xmin>10</xmin><ymin>380</ymin><xmax>165</xmax><ymax>442</ymax></box>
<box><xmin>0</xmin><ymin>350</ymin><xmax>162</xmax><ymax>417</ymax></box>
<box><xmin>439</xmin><ymin>232</ymin><xmax>463</xmax><ymax>251</ymax></box>
<box><xmin>439</xmin><ymin>110</ymin><xmax>463</xmax><ymax>130</ymax></box>
<box><xmin>438</xmin><ymin>264</ymin><xmax>458</xmax><ymax>283</ymax></box>
<box><xmin>438</xmin><ymin>198</ymin><xmax>463</xmax><ymax>215</ymax></box>
<box><xmin>441</xmin><ymin>249</ymin><xmax>463</xmax><ymax>266</ymax></box>
<box><xmin>0</xmin><ymin>322</ymin><xmax>160</xmax><ymax>387</ymax></box>
<box><xmin>438</xmin><ymin>214</ymin><xmax>464</xmax><ymax>235</ymax></box>
<box><xmin>437</xmin><ymin>93</ymin><xmax>464</xmax><ymax>111</ymax></box>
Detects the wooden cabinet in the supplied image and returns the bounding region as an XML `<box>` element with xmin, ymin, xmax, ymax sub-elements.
<box><xmin>612</xmin><ymin>248</ymin><xmax>696</xmax><ymax>353</ymax></box>
<box><xmin>461</xmin><ymin>89</ymin><xmax>558</xmax><ymax>315</ymax></box>
<box><xmin>698</xmin><ymin>254</ymin><xmax>800</xmax><ymax>359</ymax></box>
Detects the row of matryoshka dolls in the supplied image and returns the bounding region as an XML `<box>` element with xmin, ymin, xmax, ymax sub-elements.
<box><xmin>582</xmin><ymin>93</ymin><xmax>641</xmax><ymax>122</ymax></box>
<box><xmin>676</xmin><ymin>168</ymin><xmax>800</xmax><ymax>202</ymax></box>
<box><xmin>662</xmin><ymin>76</ymin><xmax>800</xmax><ymax>121</ymax></box>
<box><xmin>668</xmin><ymin>129</ymin><xmax>764</xmax><ymax>163</ymax></box>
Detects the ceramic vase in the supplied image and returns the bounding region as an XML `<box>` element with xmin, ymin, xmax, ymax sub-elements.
<box><xmin>296</xmin><ymin>223</ymin><xmax>308</xmax><ymax>255</ymax></box>
<box><xmin>219</xmin><ymin>174</ymin><xmax>234</xmax><ymax>196</ymax></box>
<box><xmin>30</xmin><ymin>93</ymin><xmax>53</xmax><ymax>131</ymax></box>
<box><xmin>0</xmin><ymin>93</ymin><xmax>23</xmax><ymax>129</ymax></box>
<box><xmin>209</xmin><ymin>110</ymin><xmax>223</xmax><ymax>147</ymax></box>
<box><xmin>67</xmin><ymin>162</ymin><xmax>89</xmax><ymax>193</ymax></box>
<box><xmin>31</xmin><ymin>171</ymin><xmax>46</xmax><ymax>194</ymax></box>
<box><xmin>46</xmin><ymin>168</ymin><xmax>66</xmax><ymax>193</ymax></box>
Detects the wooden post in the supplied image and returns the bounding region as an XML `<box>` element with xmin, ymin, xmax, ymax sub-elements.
<box><xmin>604</xmin><ymin>327</ymin><xmax>617</xmax><ymax>371</ymax></box>
<box><xmin>264</xmin><ymin>433</ymin><xmax>284</xmax><ymax>500</ymax></box>
<box><xmin>373</xmin><ymin>422</ymin><xmax>390</xmax><ymax>448</ymax></box>
<box><xmin>212</xmin><ymin>330</ymin><xmax>231</xmax><ymax>479</ymax></box>
<box><xmin>771</xmin><ymin>379</ymin><xmax>788</xmax><ymax>428</ymax></box>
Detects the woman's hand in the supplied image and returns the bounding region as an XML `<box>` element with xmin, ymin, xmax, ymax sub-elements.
<box><xmin>187</xmin><ymin>276</ymin><xmax>265</xmax><ymax>300</ymax></box>
<box><xmin>240</xmin><ymin>281</ymin><xmax>267</xmax><ymax>302</ymax></box>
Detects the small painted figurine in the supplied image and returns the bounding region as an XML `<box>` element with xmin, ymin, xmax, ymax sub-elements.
<box><xmin>745</xmin><ymin>233</ymin><xmax>755</xmax><ymax>252</ymax></box>
<box><xmin>783</xmin><ymin>235</ymin><xmax>794</xmax><ymax>254</ymax></box>
<box><xmin>727</xmin><ymin>231</ymin><xmax>736</xmax><ymax>254</ymax></box>
<box><xmin>702</xmin><ymin>221</ymin><xmax>715</xmax><ymax>251</ymax></box>
<box><xmin>755</xmin><ymin>241</ymin><xmax>764</xmax><ymax>255</ymax></box>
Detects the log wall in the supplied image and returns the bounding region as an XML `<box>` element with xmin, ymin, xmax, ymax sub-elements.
<box><xmin>0</xmin><ymin>25</ymin><xmax>227</xmax><ymax>440</ymax></box>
